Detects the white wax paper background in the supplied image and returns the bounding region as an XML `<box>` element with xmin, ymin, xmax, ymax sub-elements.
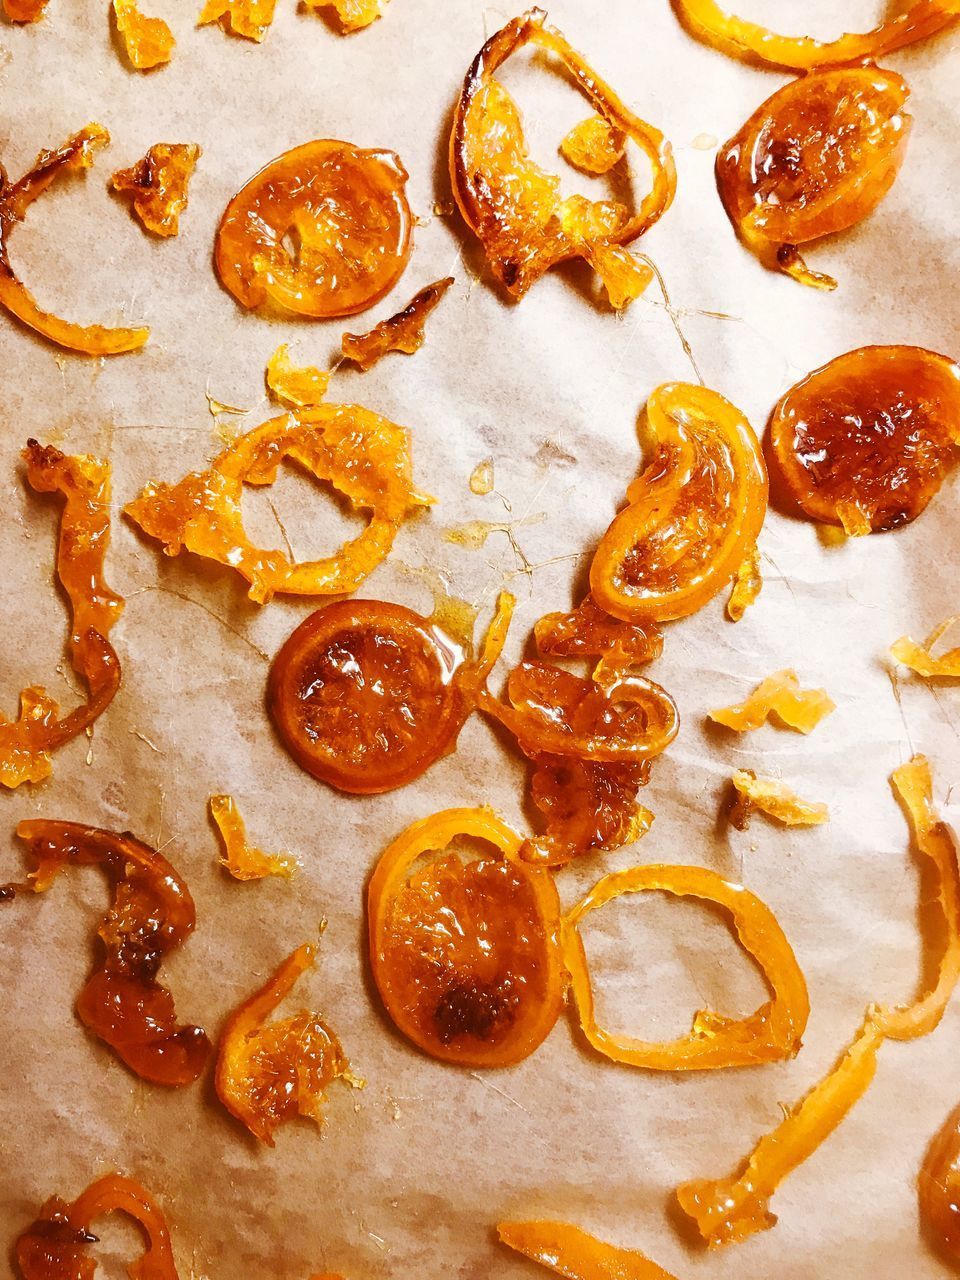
<box><xmin>0</xmin><ymin>1</ymin><xmax>959</xmax><ymax>1276</ymax></box>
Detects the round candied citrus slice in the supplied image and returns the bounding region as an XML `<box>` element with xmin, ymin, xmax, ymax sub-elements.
<box><xmin>368</xmin><ymin>808</ymin><xmax>564</xmax><ymax>1067</ymax></box>
<box><xmin>268</xmin><ymin>594</ymin><xmax>512</xmax><ymax>794</ymax></box>
<box><xmin>769</xmin><ymin>345</ymin><xmax>960</xmax><ymax>535</ymax></box>
<box><xmin>215</xmin><ymin>139</ymin><xmax>412</xmax><ymax>318</ymax></box>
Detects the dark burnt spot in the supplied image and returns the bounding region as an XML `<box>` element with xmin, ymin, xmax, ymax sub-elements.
<box><xmin>433</xmin><ymin>974</ymin><xmax>519</xmax><ymax>1044</ymax></box>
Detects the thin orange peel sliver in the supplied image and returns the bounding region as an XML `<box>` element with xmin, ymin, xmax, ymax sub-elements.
<box><xmin>710</xmin><ymin>670</ymin><xmax>835</xmax><ymax>734</ymax></box>
<box><xmin>498</xmin><ymin>1219</ymin><xmax>679</xmax><ymax>1279</ymax></box>
<box><xmin>891</xmin><ymin>616</ymin><xmax>960</xmax><ymax>678</ymax></box>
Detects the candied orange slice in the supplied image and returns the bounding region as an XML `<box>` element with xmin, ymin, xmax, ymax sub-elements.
<box><xmin>590</xmin><ymin>383</ymin><xmax>767</xmax><ymax>622</ymax></box>
<box><xmin>731</xmin><ymin>770</ymin><xmax>829</xmax><ymax>828</ymax></box>
<box><xmin>113</xmin><ymin>0</ymin><xmax>176</xmax><ymax>69</ymax></box>
<box><xmin>125</xmin><ymin>405</ymin><xmax>432</xmax><ymax>604</ymax></box>
<box><xmin>216</xmin><ymin>942</ymin><xmax>353</xmax><ymax>1145</ymax></box>
<box><xmin>920</xmin><ymin>1103</ymin><xmax>960</xmax><ymax>1266</ymax></box>
<box><xmin>769</xmin><ymin>346</ymin><xmax>960</xmax><ymax>534</ymax></box>
<box><xmin>266</xmin><ymin>343</ymin><xmax>330</xmax><ymax>409</ymax></box>
<box><xmin>563</xmin><ymin>863</ymin><xmax>809</xmax><ymax>1070</ymax></box>
<box><xmin>1</xmin><ymin>442</ymin><xmax>123</xmax><ymax>790</ymax></box>
<box><xmin>0</xmin><ymin>124</ymin><xmax>149</xmax><ymax>354</ymax></box>
<box><xmin>341</xmin><ymin>276</ymin><xmax>454</xmax><ymax>371</ymax></box>
<box><xmin>892</xmin><ymin>616</ymin><xmax>960</xmax><ymax>678</ymax></box>
<box><xmin>111</xmin><ymin>142</ymin><xmax>199</xmax><ymax>236</ymax></box>
<box><xmin>534</xmin><ymin>596</ymin><xmax>663</xmax><ymax>683</ymax></box>
<box><xmin>450</xmin><ymin>9</ymin><xmax>675</xmax><ymax>302</ymax></box>
<box><xmin>198</xmin><ymin>0</ymin><xmax>276</xmax><ymax>40</ymax></box>
<box><xmin>726</xmin><ymin>545</ymin><xmax>761</xmax><ymax>622</ymax></box>
<box><xmin>4</xmin><ymin>820</ymin><xmax>211</xmax><ymax>1086</ymax></box>
<box><xmin>674</xmin><ymin>0</ymin><xmax>959</xmax><ymax>70</ymax></box>
<box><xmin>499</xmin><ymin>1220</ymin><xmax>678</xmax><ymax>1279</ymax></box>
<box><xmin>709</xmin><ymin>670</ymin><xmax>835</xmax><ymax>734</ymax></box>
<box><xmin>15</xmin><ymin>1173</ymin><xmax>178</xmax><ymax>1280</ymax></box>
<box><xmin>560</xmin><ymin>116</ymin><xmax>626</xmax><ymax>176</ymax></box>
<box><xmin>717</xmin><ymin>68</ymin><xmax>912</xmax><ymax>291</ymax></box>
<box><xmin>677</xmin><ymin>754</ymin><xmax>960</xmax><ymax>1247</ymax></box>
<box><xmin>3</xmin><ymin>0</ymin><xmax>48</xmax><ymax>20</ymax></box>
<box><xmin>304</xmin><ymin>0</ymin><xmax>388</xmax><ymax>31</ymax></box>
<box><xmin>210</xmin><ymin>794</ymin><xmax>296</xmax><ymax>881</ymax></box>
<box><xmin>269</xmin><ymin>592</ymin><xmax>513</xmax><ymax>794</ymax></box>
<box><xmin>216</xmin><ymin>139</ymin><xmax>412</xmax><ymax>317</ymax></box>
<box><xmin>368</xmin><ymin>808</ymin><xmax>564</xmax><ymax>1067</ymax></box>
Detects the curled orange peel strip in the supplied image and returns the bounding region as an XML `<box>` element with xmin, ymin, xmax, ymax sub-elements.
<box><xmin>590</xmin><ymin>383</ymin><xmax>767</xmax><ymax>623</ymax></box>
<box><xmin>709</xmin><ymin>670</ymin><xmax>835</xmax><ymax>734</ymax></box>
<box><xmin>562</xmin><ymin>863</ymin><xmax>809</xmax><ymax>1070</ymax></box>
<box><xmin>498</xmin><ymin>1219</ymin><xmax>679</xmax><ymax>1279</ymax></box>
<box><xmin>0</xmin><ymin>124</ymin><xmax>149</xmax><ymax>354</ymax></box>
<box><xmin>673</xmin><ymin>0</ymin><xmax>959</xmax><ymax>69</ymax></box>
<box><xmin>210</xmin><ymin>794</ymin><xmax>296</xmax><ymax>881</ymax></box>
<box><xmin>677</xmin><ymin>754</ymin><xmax>960</xmax><ymax>1246</ymax></box>
<box><xmin>731</xmin><ymin>770</ymin><xmax>829</xmax><ymax>827</ymax></box>
<box><xmin>891</xmin><ymin>616</ymin><xmax>960</xmax><ymax>678</ymax></box>
<box><xmin>125</xmin><ymin>406</ymin><xmax>432</xmax><ymax>604</ymax></box>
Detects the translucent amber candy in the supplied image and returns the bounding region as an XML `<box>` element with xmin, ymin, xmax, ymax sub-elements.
<box><xmin>341</xmin><ymin>276</ymin><xmax>454</xmax><ymax>370</ymax></box>
<box><xmin>726</xmin><ymin>545</ymin><xmax>761</xmax><ymax>622</ymax></box>
<box><xmin>562</xmin><ymin>863</ymin><xmax>809</xmax><ymax>1070</ymax></box>
<box><xmin>210</xmin><ymin>794</ymin><xmax>296</xmax><ymax>880</ymax></box>
<box><xmin>1</xmin><ymin>442</ymin><xmax>123</xmax><ymax>790</ymax></box>
<box><xmin>368</xmin><ymin>808</ymin><xmax>564</xmax><ymax>1067</ymax></box>
<box><xmin>216</xmin><ymin>943</ymin><xmax>354</xmax><ymax>1144</ymax></box>
<box><xmin>534</xmin><ymin>595</ymin><xmax>663</xmax><ymax>682</ymax></box>
<box><xmin>0</xmin><ymin>124</ymin><xmax>148</xmax><ymax>354</ymax></box>
<box><xmin>560</xmin><ymin>115</ymin><xmax>626</xmax><ymax>175</ymax></box>
<box><xmin>2</xmin><ymin>0</ymin><xmax>48</xmax><ymax>21</ymax></box>
<box><xmin>15</xmin><ymin>1174</ymin><xmax>178</xmax><ymax>1280</ymax></box>
<box><xmin>125</xmin><ymin>405</ymin><xmax>432</xmax><ymax>603</ymax></box>
<box><xmin>216</xmin><ymin>139</ymin><xmax>412</xmax><ymax>317</ymax></box>
<box><xmin>892</xmin><ymin>616</ymin><xmax>960</xmax><ymax>678</ymax></box>
<box><xmin>266</xmin><ymin>343</ymin><xmax>330</xmax><ymax>409</ymax></box>
<box><xmin>113</xmin><ymin>0</ymin><xmax>176</xmax><ymax>69</ymax></box>
<box><xmin>4</xmin><ymin>820</ymin><xmax>211</xmax><ymax>1085</ymax></box>
<box><xmin>920</xmin><ymin>1104</ymin><xmax>960</xmax><ymax>1266</ymax></box>
<box><xmin>499</xmin><ymin>1220</ymin><xmax>678</xmax><ymax>1280</ymax></box>
<box><xmin>303</xmin><ymin>0</ymin><xmax>389</xmax><ymax>31</ymax></box>
<box><xmin>710</xmin><ymin>669</ymin><xmax>835</xmax><ymax>734</ymax></box>
<box><xmin>769</xmin><ymin>346</ymin><xmax>960</xmax><ymax>534</ymax></box>
<box><xmin>450</xmin><ymin>9</ymin><xmax>675</xmax><ymax>303</ymax></box>
<box><xmin>268</xmin><ymin>593</ymin><xmax>513</xmax><ymax>794</ymax></box>
<box><xmin>717</xmin><ymin>68</ymin><xmax>912</xmax><ymax>290</ymax></box>
<box><xmin>112</xmin><ymin>143</ymin><xmax>199</xmax><ymax>236</ymax></box>
<box><xmin>730</xmin><ymin>769</ymin><xmax>828</xmax><ymax>828</ymax></box>
<box><xmin>199</xmin><ymin>0</ymin><xmax>277</xmax><ymax>41</ymax></box>
<box><xmin>590</xmin><ymin>383</ymin><xmax>767</xmax><ymax>622</ymax></box>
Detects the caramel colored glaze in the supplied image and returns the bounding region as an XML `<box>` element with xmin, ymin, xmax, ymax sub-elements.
<box><xmin>113</xmin><ymin>0</ymin><xmax>175</xmax><ymax>68</ymax></box>
<box><xmin>198</xmin><ymin>0</ymin><xmax>277</xmax><ymax>41</ymax></box>
<box><xmin>216</xmin><ymin>943</ymin><xmax>352</xmax><ymax>1145</ymax></box>
<box><xmin>210</xmin><ymin>794</ymin><xmax>296</xmax><ymax>881</ymax></box>
<box><xmin>528</xmin><ymin>754</ymin><xmax>653</xmax><ymax>867</ymax></box>
<box><xmin>560</xmin><ymin>115</ymin><xmax>626</xmax><ymax>175</ymax></box>
<box><xmin>3</xmin><ymin>821</ymin><xmax>210</xmax><ymax>1086</ymax></box>
<box><xmin>535</xmin><ymin>594</ymin><xmax>663</xmax><ymax>683</ymax></box>
<box><xmin>125</xmin><ymin>406</ymin><xmax>432</xmax><ymax>604</ymax></box>
<box><xmin>0</xmin><ymin>124</ymin><xmax>149</xmax><ymax>353</ymax></box>
<box><xmin>341</xmin><ymin>276</ymin><xmax>454</xmax><ymax>371</ymax></box>
<box><xmin>265</xmin><ymin>343</ymin><xmax>330</xmax><ymax>409</ymax></box>
<box><xmin>16</xmin><ymin>1173</ymin><xmax>178</xmax><ymax>1280</ymax></box>
<box><xmin>920</xmin><ymin>1104</ymin><xmax>960</xmax><ymax>1265</ymax></box>
<box><xmin>450</xmin><ymin>8</ymin><xmax>675</xmax><ymax>302</ymax></box>
<box><xmin>268</xmin><ymin>593</ymin><xmax>513</xmax><ymax>794</ymax></box>
<box><xmin>368</xmin><ymin>808</ymin><xmax>564</xmax><ymax>1067</ymax></box>
<box><xmin>215</xmin><ymin>139</ymin><xmax>412</xmax><ymax>317</ymax></box>
<box><xmin>3</xmin><ymin>0</ymin><xmax>47</xmax><ymax>20</ymax></box>
<box><xmin>499</xmin><ymin>1220</ymin><xmax>677</xmax><ymax>1279</ymax></box>
<box><xmin>304</xmin><ymin>0</ymin><xmax>388</xmax><ymax>31</ymax></box>
<box><xmin>770</xmin><ymin>345</ymin><xmax>960</xmax><ymax>534</ymax></box>
<box><xmin>717</xmin><ymin>68</ymin><xmax>912</xmax><ymax>290</ymax></box>
<box><xmin>590</xmin><ymin>383</ymin><xmax>767</xmax><ymax>623</ymax></box>
<box><xmin>1</xmin><ymin>442</ymin><xmax>123</xmax><ymax>790</ymax></box>
<box><xmin>112</xmin><ymin>143</ymin><xmax>199</xmax><ymax>235</ymax></box>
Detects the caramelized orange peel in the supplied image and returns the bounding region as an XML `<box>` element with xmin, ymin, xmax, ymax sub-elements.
<box><xmin>111</xmin><ymin>142</ymin><xmax>199</xmax><ymax>236</ymax></box>
<box><xmin>726</xmin><ymin>545</ymin><xmax>761</xmax><ymax>622</ymax></box>
<box><xmin>710</xmin><ymin>670</ymin><xmax>835</xmax><ymax>734</ymax></box>
<box><xmin>265</xmin><ymin>344</ymin><xmax>331</xmax><ymax>409</ymax></box>
<box><xmin>3</xmin><ymin>0</ymin><xmax>48</xmax><ymax>22</ymax></box>
<box><xmin>534</xmin><ymin>596</ymin><xmax>664</xmax><ymax>684</ymax></box>
<box><xmin>1</xmin><ymin>442</ymin><xmax>123</xmax><ymax>790</ymax></box>
<box><xmin>113</xmin><ymin>0</ymin><xmax>176</xmax><ymax>69</ymax></box>
<box><xmin>450</xmin><ymin>8</ymin><xmax>676</xmax><ymax>302</ymax></box>
<box><xmin>368</xmin><ymin>807</ymin><xmax>564</xmax><ymax>1067</ymax></box>
<box><xmin>0</xmin><ymin>124</ymin><xmax>149</xmax><ymax>354</ymax></box>
<box><xmin>717</xmin><ymin>69</ymin><xmax>912</xmax><ymax>291</ymax></box>
<box><xmin>304</xmin><ymin>0</ymin><xmax>389</xmax><ymax>32</ymax></box>
<box><xmin>16</xmin><ymin>1173</ymin><xmax>178</xmax><ymax>1280</ymax></box>
<box><xmin>731</xmin><ymin>770</ymin><xmax>829</xmax><ymax>828</ymax></box>
<box><xmin>4</xmin><ymin>820</ymin><xmax>211</xmax><ymax>1085</ymax></box>
<box><xmin>920</xmin><ymin>1103</ymin><xmax>960</xmax><ymax>1266</ymax></box>
<box><xmin>210</xmin><ymin>793</ymin><xmax>296</xmax><ymax>881</ymax></box>
<box><xmin>891</xmin><ymin>616</ymin><xmax>960</xmax><ymax>678</ymax></box>
<box><xmin>341</xmin><ymin>276</ymin><xmax>454</xmax><ymax>371</ymax></box>
<box><xmin>269</xmin><ymin>592</ymin><xmax>514</xmax><ymax>794</ymax></box>
<box><xmin>770</xmin><ymin>346</ymin><xmax>960</xmax><ymax>534</ymax></box>
<box><xmin>590</xmin><ymin>383</ymin><xmax>767</xmax><ymax>622</ymax></box>
<box><xmin>198</xmin><ymin>0</ymin><xmax>276</xmax><ymax>40</ymax></box>
<box><xmin>216</xmin><ymin>942</ymin><xmax>353</xmax><ymax>1145</ymax></box>
<box><xmin>560</xmin><ymin>116</ymin><xmax>626</xmax><ymax>176</ymax></box>
<box><xmin>216</xmin><ymin>139</ymin><xmax>412</xmax><ymax>317</ymax></box>
<box><xmin>673</xmin><ymin>0</ymin><xmax>960</xmax><ymax>70</ymax></box>
<box><xmin>677</xmin><ymin>754</ymin><xmax>960</xmax><ymax>1247</ymax></box>
<box><xmin>498</xmin><ymin>1220</ymin><xmax>678</xmax><ymax>1279</ymax></box>
<box><xmin>125</xmin><ymin>405</ymin><xmax>432</xmax><ymax>604</ymax></box>
<box><xmin>562</xmin><ymin>863</ymin><xmax>809</xmax><ymax>1070</ymax></box>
